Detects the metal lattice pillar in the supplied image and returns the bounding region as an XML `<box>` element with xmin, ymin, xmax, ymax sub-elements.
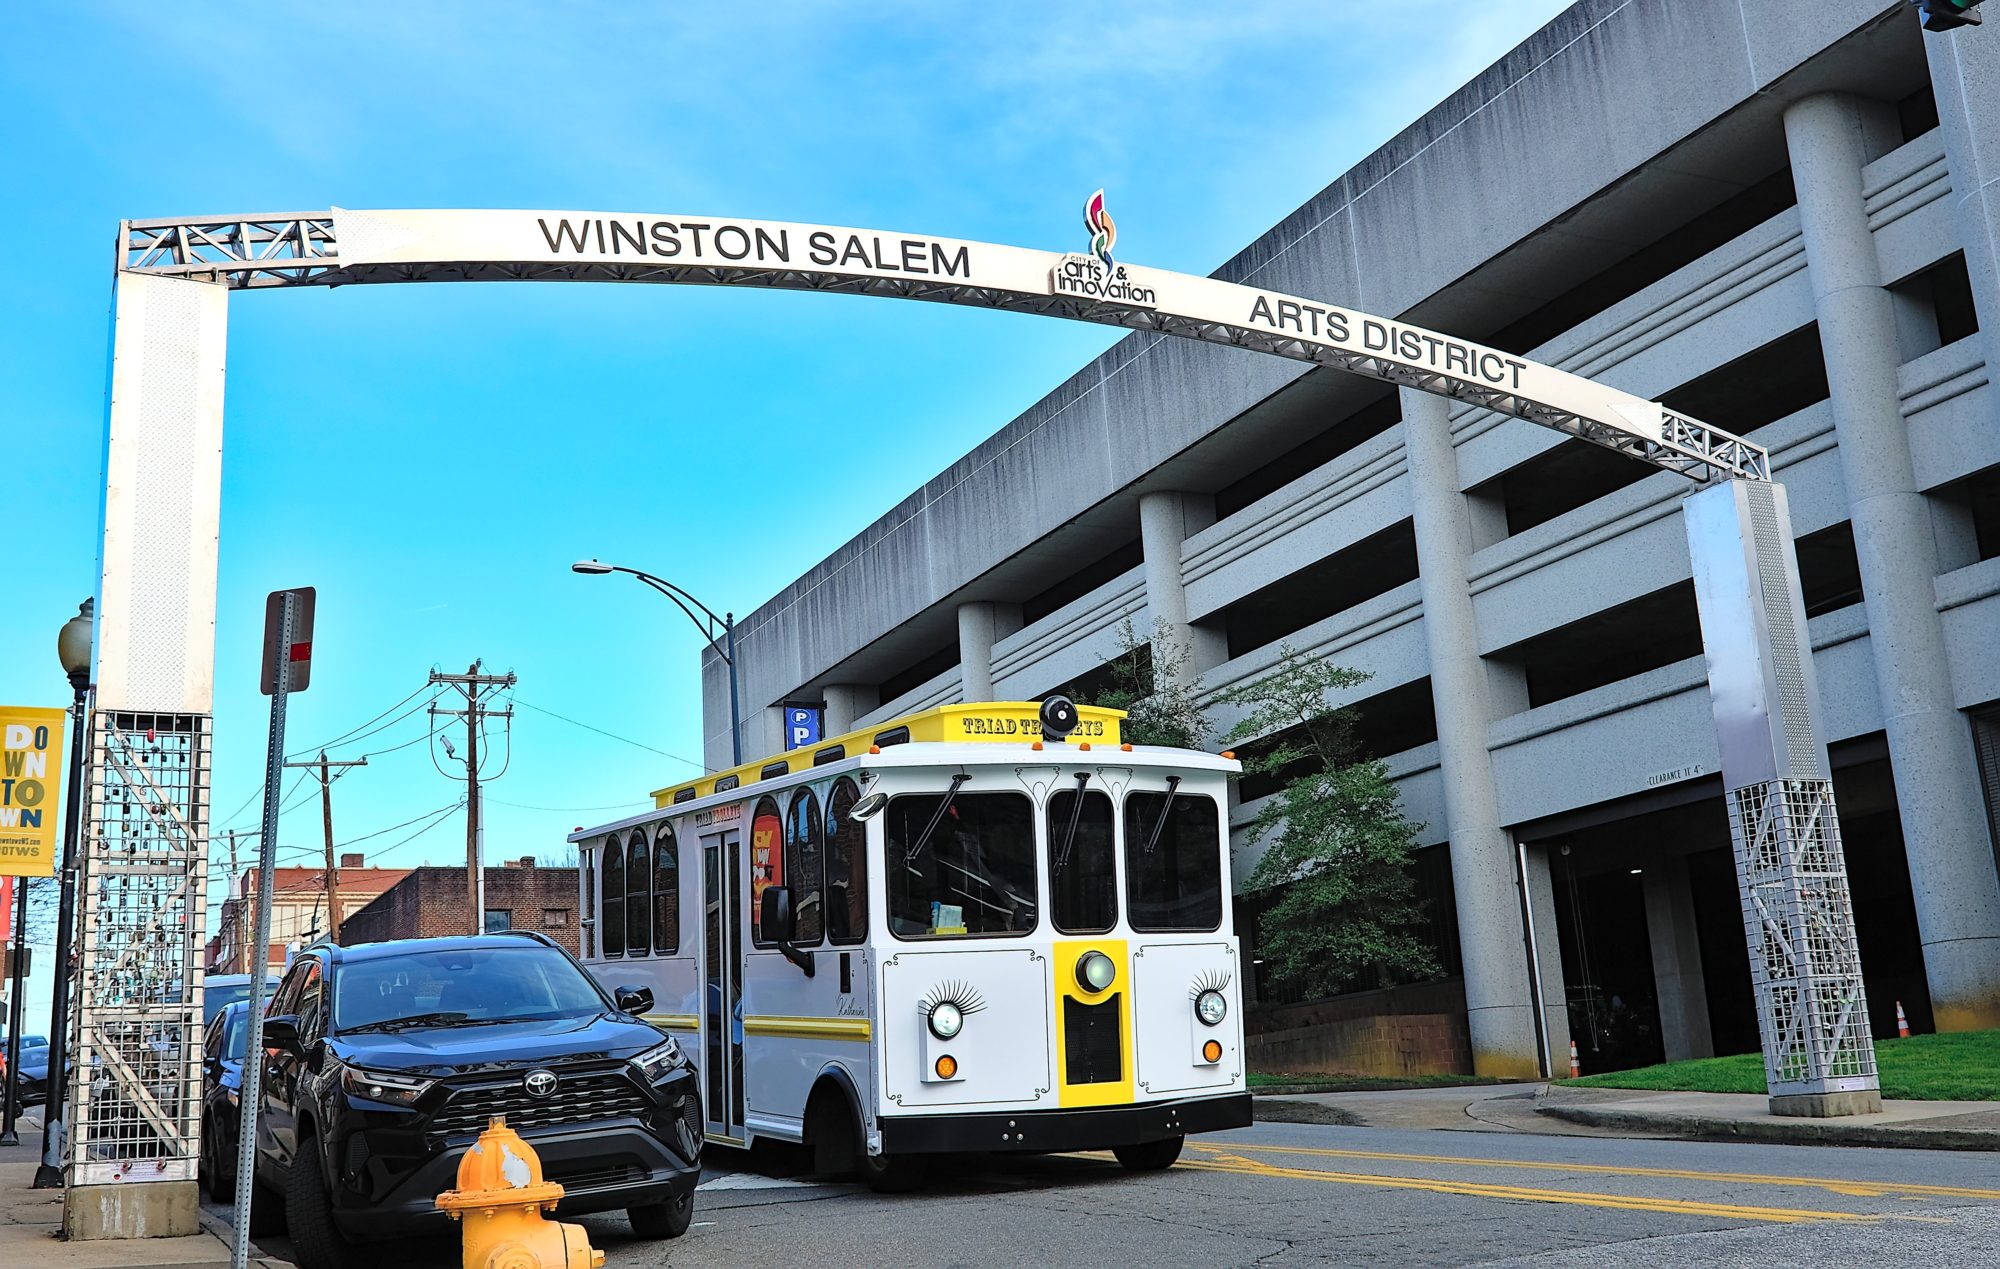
<box><xmin>1686</xmin><ymin>478</ymin><xmax>1880</xmax><ymax>1116</ymax></box>
<box><xmin>69</xmin><ymin>712</ymin><xmax>211</xmax><ymax>1186</ymax></box>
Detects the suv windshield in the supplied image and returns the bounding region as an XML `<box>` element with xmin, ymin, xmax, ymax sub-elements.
<box><xmin>332</xmin><ymin>945</ymin><xmax>608</xmax><ymax>1032</ymax></box>
<box><xmin>886</xmin><ymin>791</ymin><xmax>1037</xmax><ymax>938</ymax></box>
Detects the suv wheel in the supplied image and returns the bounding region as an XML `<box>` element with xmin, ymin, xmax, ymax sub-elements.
<box><xmin>628</xmin><ymin>1191</ymin><xmax>693</xmax><ymax>1239</ymax></box>
<box><xmin>201</xmin><ymin>1115</ymin><xmax>235</xmax><ymax>1202</ymax></box>
<box><xmin>285</xmin><ymin>1138</ymin><xmax>362</xmax><ymax>1269</ymax></box>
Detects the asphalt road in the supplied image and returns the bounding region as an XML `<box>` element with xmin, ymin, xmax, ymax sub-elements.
<box><xmin>211</xmin><ymin>1110</ymin><xmax>2000</xmax><ymax>1267</ymax></box>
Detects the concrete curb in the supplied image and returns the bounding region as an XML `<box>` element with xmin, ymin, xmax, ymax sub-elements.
<box><xmin>1250</xmin><ymin>1081</ymin><xmax>1511</xmax><ymax>1098</ymax></box>
<box><xmin>1534</xmin><ymin>1101</ymin><xmax>2000</xmax><ymax>1152</ymax></box>
<box><xmin>194</xmin><ymin>1203</ymin><xmax>297</xmax><ymax>1269</ymax></box>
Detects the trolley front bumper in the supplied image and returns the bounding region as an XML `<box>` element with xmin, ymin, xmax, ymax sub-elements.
<box><xmin>878</xmin><ymin>1091</ymin><xmax>1251</xmax><ymax>1155</ymax></box>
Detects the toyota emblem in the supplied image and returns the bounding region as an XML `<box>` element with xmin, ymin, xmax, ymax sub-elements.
<box><xmin>523</xmin><ymin>1069</ymin><xmax>558</xmax><ymax>1098</ymax></box>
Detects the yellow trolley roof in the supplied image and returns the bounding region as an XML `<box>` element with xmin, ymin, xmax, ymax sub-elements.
<box><xmin>649</xmin><ymin>701</ymin><xmax>1126</xmax><ymax>809</ymax></box>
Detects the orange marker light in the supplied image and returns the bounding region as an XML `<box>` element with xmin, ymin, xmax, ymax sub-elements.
<box><xmin>1202</xmin><ymin>1039</ymin><xmax>1223</xmax><ymax>1063</ymax></box>
<box><xmin>868</xmin><ymin>745</ymin><xmax>881</xmax><ymax>755</ymax></box>
<box><xmin>1120</xmin><ymin>742</ymin><xmax>1133</xmax><ymax>752</ymax></box>
<box><xmin>1078</xmin><ymin>742</ymin><xmax>1091</xmax><ymax>751</ymax></box>
<box><xmin>1031</xmin><ymin>741</ymin><xmax>1044</xmax><ymax>751</ymax></box>
<box><xmin>935</xmin><ymin>1054</ymin><xmax>958</xmax><ymax>1080</ymax></box>
<box><xmin>1219</xmin><ymin>750</ymin><xmax>1236</xmax><ymax>760</ymax></box>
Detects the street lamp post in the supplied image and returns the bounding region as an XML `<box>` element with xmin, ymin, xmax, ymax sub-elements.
<box><xmin>572</xmin><ymin>561</ymin><xmax>742</xmax><ymax>766</ymax></box>
<box><xmin>35</xmin><ymin>599</ymin><xmax>92</xmax><ymax>1188</ymax></box>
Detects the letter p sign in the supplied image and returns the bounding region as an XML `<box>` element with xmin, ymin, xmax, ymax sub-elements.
<box><xmin>784</xmin><ymin>706</ymin><xmax>822</xmax><ymax>751</ymax></box>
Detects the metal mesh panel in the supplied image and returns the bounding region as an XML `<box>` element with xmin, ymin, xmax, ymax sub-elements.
<box><xmin>1725</xmin><ymin>777</ymin><xmax>1876</xmax><ymax>1096</ymax></box>
<box><xmin>67</xmin><ymin>710</ymin><xmax>210</xmax><ymax>1185</ymax></box>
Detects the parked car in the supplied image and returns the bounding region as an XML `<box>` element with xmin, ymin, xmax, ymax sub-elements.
<box><xmin>204</xmin><ymin>973</ymin><xmax>281</xmax><ymax>1027</ymax></box>
<box><xmin>249</xmin><ymin>931</ymin><xmax>700</xmax><ymax>1269</ymax></box>
<box><xmin>11</xmin><ymin>1038</ymin><xmax>53</xmax><ymax>1104</ymax></box>
<box><xmin>199</xmin><ymin>1001</ymin><xmax>252</xmax><ymax>1200</ymax></box>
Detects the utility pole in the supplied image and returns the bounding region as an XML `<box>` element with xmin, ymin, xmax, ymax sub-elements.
<box><xmin>223</xmin><ymin>828</ymin><xmax>240</xmax><ymax>970</ymax></box>
<box><xmin>429</xmin><ymin>661</ymin><xmax>515</xmax><ymax>935</ymax></box>
<box><xmin>282</xmin><ymin>752</ymin><xmax>367</xmax><ymax>943</ymax></box>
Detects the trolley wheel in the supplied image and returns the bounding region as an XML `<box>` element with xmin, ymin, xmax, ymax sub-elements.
<box><xmin>854</xmin><ymin>1144</ymin><xmax>921</xmax><ymax>1193</ymax></box>
<box><xmin>1112</xmin><ymin>1135</ymin><xmax>1184</xmax><ymax>1171</ymax></box>
<box><xmin>628</xmin><ymin>1190</ymin><xmax>694</xmax><ymax>1239</ymax></box>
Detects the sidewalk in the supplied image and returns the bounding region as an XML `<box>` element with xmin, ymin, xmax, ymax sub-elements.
<box><xmin>0</xmin><ymin>1115</ymin><xmax>291</xmax><ymax>1268</ymax></box>
<box><xmin>1535</xmin><ymin>1084</ymin><xmax>2000</xmax><ymax>1150</ymax></box>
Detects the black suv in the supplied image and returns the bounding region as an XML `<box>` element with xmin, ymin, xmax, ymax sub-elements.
<box><xmin>249</xmin><ymin>932</ymin><xmax>700</xmax><ymax>1269</ymax></box>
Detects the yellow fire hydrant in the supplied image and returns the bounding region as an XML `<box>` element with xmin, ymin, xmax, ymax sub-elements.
<box><xmin>434</xmin><ymin>1116</ymin><xmax>605</xmax><ymax>1269</ymax></box>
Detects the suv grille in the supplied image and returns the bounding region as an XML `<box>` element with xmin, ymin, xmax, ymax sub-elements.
<box><xmin>427</xmin><ymin>1068</ymin><xmax>652</xmax><ymax>1142</ymax></box>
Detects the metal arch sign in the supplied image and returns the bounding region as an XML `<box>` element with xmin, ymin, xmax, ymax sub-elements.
<box><xmin>119</xmin><ymin>208</ymin><xmax>1768</xmax><ymax>483</ymax></box>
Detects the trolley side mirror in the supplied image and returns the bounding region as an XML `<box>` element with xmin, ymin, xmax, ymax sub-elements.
<box><xmin>760</xmin><ymin>887</ymin><xmax>816</xmax><ymax>978</ymax></box>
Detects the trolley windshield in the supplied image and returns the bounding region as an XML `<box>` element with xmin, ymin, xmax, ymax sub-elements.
<box><xmin>886</xmin><ymin>790</ymin><xmax>1038</xmax><ymax>938</ymax></box>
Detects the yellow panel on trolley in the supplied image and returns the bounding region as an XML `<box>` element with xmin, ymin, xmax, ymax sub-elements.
<box><xmin>1051</xmin><ymin>938</ymin><xmax>1134</xmax><ymax>1108</ymax></box>
<box><xmin>650</xmin><ymin>701</ymin><xmax>1125</xmax><ymax>809</ymax></box>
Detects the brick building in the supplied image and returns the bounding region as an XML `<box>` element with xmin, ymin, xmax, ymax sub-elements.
<box><xmin>340</xmin><ymin>858</ymin><xmax>580</xmax><ymax>954</ymax></box>
<box><xmin>209</xmin><ymin>855</ymin><xmax>411</xmax><ymax>973</ymax></box>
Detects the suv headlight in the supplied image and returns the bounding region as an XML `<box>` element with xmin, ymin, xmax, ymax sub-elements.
<box><xmin>632</xmin><ymin>1036</ymin><xmax>684</xmax><ymax>1082</ymax></box>
<box><xmin>339</xmin><ymin>1064</ymin><xmax>435</xmax><ymax>1107</ymax></box>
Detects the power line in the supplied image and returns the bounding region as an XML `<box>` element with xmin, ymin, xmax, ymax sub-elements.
<box><xmin>512</xmin><ymin>698</ymin><xmax>705</xmax><ymax>769</ymax></box>
<box><xmin>285</xmin><ymin>683</ymin><xmax>439</xmax><ymax>758</ymax></box>
<box><xmin>487</xmin><ymin>796</ymin><xmax>653</xmax><ymax>813</ymax></box>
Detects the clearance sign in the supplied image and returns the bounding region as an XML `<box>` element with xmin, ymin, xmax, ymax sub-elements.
<box><xmin>0</xmin><ymin>706</ymin><xmax>66</xmax><ymax>876</ymax></box>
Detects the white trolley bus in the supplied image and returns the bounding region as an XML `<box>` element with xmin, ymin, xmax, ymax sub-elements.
<box><xmin>569</xmin><ymin>698</ymin><xmax>1250</xmax><ymax>1188</ymax></box>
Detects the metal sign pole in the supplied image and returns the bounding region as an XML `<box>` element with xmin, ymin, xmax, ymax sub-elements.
<box><xmin>232</xmin><ymin>591</ymin><xmax>293</xmax><ymax>1269</ymax></box>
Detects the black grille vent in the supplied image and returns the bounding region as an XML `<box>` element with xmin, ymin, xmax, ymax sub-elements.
<box><xmin>427</xmin><ymin>1069</ymin><xmax>652</xmax><ymax>1142</ymax></box>
<box><xmin>677</xmin><ymin>1090</ymin><xmax>703</xmax><ymax>1156</ymax></box>
<box><xmin>1063</xmin><ymin>994</ymin><xmax>1123</xmax><ymax>1085</ymax></box>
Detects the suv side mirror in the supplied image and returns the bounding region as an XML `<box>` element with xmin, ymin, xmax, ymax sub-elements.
<box><xmin>614</xmin><ymin>985</ymin><xmax>654</xmax><ymax>1016</ymax></box>
<box><xmin>263</xmin><ymin>1015</ymin><xmax>305</xmax><ymax>1059</ymax></box>
<box><xmin>759</xmin><ymin>886</ymin><xmax>816</xmax><ymax>978</ymax></box>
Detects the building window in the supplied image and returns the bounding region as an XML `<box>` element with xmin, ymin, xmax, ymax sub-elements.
<box><xmin>542</xmin><ymin>908</ymin><xmax>569</xmax><ymax>926</ymax></box>
<box><xmin>484</xmin><ymin>909</ymin><xmax>512</xmax><ymax>933</ymax></box>
<box><xmin>786</xmin><ymin>787</ymin><xmax>825</xmax><ymax>945</ymax></box>
<box><xmin>654</xmin><ymin>824</ymin><xmax>679</xmax><ymax>954</ymax></box>
<box><xmin>826</xmin><ymin>778</ymin><xmax>869</xmax><ymax>945</ymax></box>
<box><xmin>601</xmin><ymin>839</ymin><xmax>625</xmax><ymax>958</ymax></box>
<box><xmin>627</xmin><ymin>829</ymin><xmax>652</xmax><ymax>956</ymax></box>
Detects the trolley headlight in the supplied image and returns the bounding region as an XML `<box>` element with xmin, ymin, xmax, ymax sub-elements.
<box><xmin>1077</xmin><ymin>950</ymin><xmax>1116</xmax><ymax>993</ymax></box>
<box><xmin>339</xmin><ymin>1064</ymin><xmax>435</xmax><ymax>1108</ymax></box>
<box><xmin>927</xmin><ymin>1001</ymin><xmax>964</xmax><ymax>1041</ymax></box>
<box><xmin>632</xmin><ymin>1036</ymin><xmax>685</xmax><ymax>1081</ymax></box>
<box><xmin>1195</xmin><ymin>989</ymin><xmax>1228</xmax><ymax>1027</ymax></box>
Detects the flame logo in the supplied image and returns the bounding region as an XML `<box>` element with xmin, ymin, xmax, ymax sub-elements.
<box><xmin>1084</xmin><ymin>188</ymin><xmax>1116</xmax><ymax>272</ymax></box>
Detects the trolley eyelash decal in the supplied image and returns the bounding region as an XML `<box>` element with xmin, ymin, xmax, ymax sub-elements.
<box><xmin>920</xmin><ymin>979</ymin><xmax>988</xmax><ymax>1019</ymax></box>
<box><xmin>1189</xmin><ymin>968</ymin><xmax>1232</xmax><ymax>1001</ymax></box>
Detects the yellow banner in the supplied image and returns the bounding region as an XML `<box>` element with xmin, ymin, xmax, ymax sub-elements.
<box><xmin>0</xmin><ymin>706</ymin><xmax>66</xmax><ymax>877</ymax></box>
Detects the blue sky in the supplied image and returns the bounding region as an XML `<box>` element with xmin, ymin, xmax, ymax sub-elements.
<box><xmin>0</xmin><ymin>1</ymin><xmax>1568</xmax><ymax>1026</ymax></box>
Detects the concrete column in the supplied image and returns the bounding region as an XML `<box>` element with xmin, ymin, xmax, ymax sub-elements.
<box><xmin>1642</xmin><ymin>855</ymin><xmax>1714</xmax><ymax>1062</ymax></box>
<box><xmin>1401</xmin><ymin>387</ymin><xmax>1543</xmax><ymax>1079</ymax></box>
<box><xmin>1787</xmin><ymin>94</ymin><xmax>2000</xmax><ymax>1031</ymax></box>
<box><xmin>1521</xmin><ymin>844</ymin><xmax>1572</xmax><ymax>1076</ymax></box>
<box><xmin>1138</xmin><ymin>491</ymin><xmax>1223</xmax><ymax>685</ymax></box>
<box><xmin>1927</xmin><ymin>30</ymin><xmax>2000</xmax><ymax>378</ymax></box>
<box><xmin>822</xmin><ymin>683</ymin><xmax>877</xmax><ymax>736</ymax></box>
<box><xmin>958</xmin><ymin>602</ymin><xmax>1000</xmax><ymax>702</ymax></box>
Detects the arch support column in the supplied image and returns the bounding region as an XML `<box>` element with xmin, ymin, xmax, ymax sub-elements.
<box><xmin>1401</xmin><ymin>388</ymin><xmax>1544</xmax><ymax>1079</ymax></box>
<box><xmin>1787</xmin><ymin>93</ymin><xmax>2000</xmax><ymax>1031</ymax></box>
<box><xmin>1138</xmin><ymin>491</ymin><xmax>1221</xmax><ymax>688</ymax></box>
<box><xmin>956</xmin><ymin>602</ymin><xmax>1020</xmax><ymax>703</ymax></box>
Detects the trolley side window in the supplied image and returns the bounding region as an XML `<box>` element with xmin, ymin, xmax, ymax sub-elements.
<box><xmin>750</xmin><ymin>796</ymin><xmax>783</xmax><ymax>944</ymax></box>
<box><xmin>601</xmin><ymin>838</ymin><xmax>626</xmax><ymax>957</ymax></box>
<box><xmin>654</xmin><ymin>824</ymin><xmax>679</xmax><ymax>954</ymax></box>
<box><xmin>826</xmin><ymin>777</ymin><xmax>868</xmax><ymax>944</ymax></box>
<box><xmin>1047</xmin><ymin>787</ymin><xmax>1116</xmax><ymax>934</ymax></box>
<box><xmin>627</xmin><ymin>829</ymin><xmax>652</xmax><ymax>955</ymax></box>
<box><xmin>1123</xmin><ymin>791</ymin><xmax>1223</xmax><ymax>932</ymax></box>
<box><xmin>785</xmin><ymin>787</ymin><xmax>825</xmax><ymax>945</ymax></box>
<box><xmin>886</xmin><ymin>791</ymin><xmax>1037</xmax><ymax>939</ymax></box>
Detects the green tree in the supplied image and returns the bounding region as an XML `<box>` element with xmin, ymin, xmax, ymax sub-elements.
<box><xmin>1080</xmin><ymin>617</ymin><xmax>1207</xmax><ymax>750</ymax></box>
<box><xmin>1222</xmin><ymin>643</ymin><xmax>1440</xmax><ymax>1000</ymax></box>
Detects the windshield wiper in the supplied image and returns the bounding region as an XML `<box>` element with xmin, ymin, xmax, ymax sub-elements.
<box><xmin>1140</xmin><ymin>775</ymin><xmax>1183</xmax><ymax>856</ymax></box>
<box><xmin>341</xmin><ymin>1011</ymin><xmax>468</xmax><ymax>1035</ymax></box>
<box><xmin>904</xmin><ymin>773</ymin><xmax>970</xmax><ymax>865</ymax></box>
<box><xmin>1053</xmin><ymin>772</ymin><xmax>1091</xmax><ymax>873</ymax></box>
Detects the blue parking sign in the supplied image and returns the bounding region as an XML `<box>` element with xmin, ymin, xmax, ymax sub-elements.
<box><xmin>784</xmin><ymin>706</ymin><xmax>822</xmax><ymax>750</ymax></box>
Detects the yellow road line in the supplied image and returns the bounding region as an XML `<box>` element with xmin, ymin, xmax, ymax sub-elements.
<box><xmin>1197</xmin><ymin>1140</ymin><xmax>2000</xmax><ymax>1202</ymax></box>
<box><xmin>1177</xmin><ymin>1153</ymin><xmax>1881</xmax><ymax>1225</ymax></box>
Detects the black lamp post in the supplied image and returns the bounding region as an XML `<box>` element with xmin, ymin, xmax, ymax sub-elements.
<box><xmin>571</xmin><ymin>561</ymin><xmax>742</xmax><ymax>766</ymax></box>
<box><xmin>34</xmin><ymin>599</ymin><xmax>92</xmax><ymax>1188</ymax></box>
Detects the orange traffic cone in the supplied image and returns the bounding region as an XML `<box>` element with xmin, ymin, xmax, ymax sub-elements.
<box><xmin>1896</xmin><ymin>1000</ymin><xmax>1910</xmax><ymax>1038</ymax></box>
<box><xmin>1568</xmin><ymin>1039</ymin><xmax>1581</xmax><ymax>1078</ymax></box>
